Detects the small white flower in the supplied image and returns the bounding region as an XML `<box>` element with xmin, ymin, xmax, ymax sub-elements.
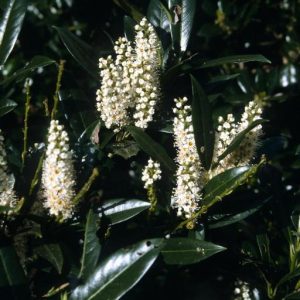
<box><xmin>141</xmin><ymin>158</ymin><xmax>162</xmax><ymax>189</ymax></box>
<box><xmin>0</xmin><ymin>129</ymin><xmax>18</xmax><ymax>211</ymax></box>
<box><xmin>42</xmin><ymin>120</ymin><xmax>76</xmax><ymax>221</ymax></box>
<box><xmin>96</xmin><ymin>18</ymin><xmax>160</xmax><ymax>131</ymax></box>
<box><xmin>212</xmin><ymin>99</ymin><xmax>264</xmax><ymax>176</ymax></box>
<box><xmin>171</xmin><ymin>97</ymin><xmax>205</xmax><ymax>219</ymax></box>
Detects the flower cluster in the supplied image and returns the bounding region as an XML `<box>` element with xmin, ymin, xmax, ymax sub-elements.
<box><xmin>96</xmin><ymin>38</ymin><xmax>134</xmax><ymax>130</ymax></box>
<box><xmin>214</xmin><ymin>99</ymin><xmax>263</xmax><ymax>175</ymax></box>
<box><xmin>42</xmin><ymin>120</ymin><xmax>76</xmax><ymax>221</ymax></box>
<box><xmin>232</xmin><ymin>280</ymin><xmax>252</xmax><ymax>300</ymax></box>
<box><xmin>96</xmin><ymin>17</ymin><xmax>160</xmax><ymax>132</ymax></box>
<box><xmin>141</xmin><ymin>158</ymin><xmax>162</xmax><ymax>189</ymax></box>
<box><xmin>171</xmin><ymin>97</ymin><xmax>204</xmax><ymax>219</ymax></box>
<box><xmin>0</xmin><ymin>130</ymin><xmax>17</xmax><ymax>211</ymax></box>
<box><xmin>132</xmin><ymin>19</ymin><xmax>160</xmax><ymax>128</ymax></box>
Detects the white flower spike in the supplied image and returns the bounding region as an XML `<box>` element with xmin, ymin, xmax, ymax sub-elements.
<box><xmin>42</xmin><ymin>120</ymin><xmax>76</xmax><ymax>221</ymax></box>
<box><xmin>0</xmin><ymin>129</ymin><xmax>18</xmax><ymax>211</ymax></box>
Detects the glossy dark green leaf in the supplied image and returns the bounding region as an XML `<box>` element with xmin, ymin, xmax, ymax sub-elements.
<box><xmin>78</xmin><ymin>120</ymin><xmax>101</xmax><ymax>143</ymax></box>
<box><xmin>147</xmin><ymin>0</ymin><xmax>171</xmax><ymax>32</ymax></box>
<box><xmin>112</xmin><ymin>140</ymin><xmax>140</xmax><ymax>159</ymax></box>
<box><xmin>256</xmin><ymin>233</ymin><xmax>272</xmax><ymax>264</ymax></box>
<box><xmin>191</xmin><ymin>75</ymin><xmax>215</xmax><ymax>169</ymax></box>
<box><xmin>217</xmin><ymin>119</ymin><xmax>267</xmax><ymax>163</ymax></box>
<box><xmin>101</xmin><ymin>198</ymin><xmax>150</xmax><ymax>225</ymax></box>
<box><xmin>0</xmin><ymin>98</ymin><xmax>17</xmax><ymax>117</ymax></box>
<box><xmin>277</xmin><ymin>270</ymin><xmax>300</xmax><ymax>289</ymax></box>
<box><xmin>203</xmin><ymin>166</ymin><xmax>256</xmax><ymax>207</ymax></box>
<box><xmin>34</xmin><ymin>243</ymin><xmax>64</xmax><ymax>274</ymax></box>
<box><xmin>70</xmin><ymin>239</ymin><xmax>163</xmax><ymax>300</ymax></box>
<box><xmin>123</xmin><ymin>16</ymin><xmax>136</xmax><ymax>42</ymax></box>
<box><xmin>99</xmin><ymin>131</ymin><xmax>115</xmax><ymax>149</ymax></box>
<box><xmin>1</xmin><ymin>56</ymin><xmax>56</xmax><ymax>86</ymax></box>
<box><xmin>180</xmin><ymin>0</ymin><xmax>196</xmax><ymax>52</ymax></box>
<box><xmin>161</xmin><ymin>238</ymin><xmax>225</xmax><ymax>265</ymax></box>
<box><xmin>163</xmin><ymin>54</ymin><xmax>270</xmax><ymax>81</ymax></box>
<box><xmin>209</xmin><ymin>204</ymin><xmax>265</xmax><ymax>229</ymax></box>
<box><xmin>127</xmin><ymin>126</ymin><xmax>176</xmax><ymax>172</ymax></box>
<box><xmin>188</xmin><ymin>228</ymin><xmax>205</xmax><ymax>241</ymax></box>
<box><xmin>167</xmin><ymin>0</ymin><xmax>196</xmax><ymax>52</ymax></box>
<box><xmin>0</xmin><ymin>0</ymin><xmax>28</xmax><ymax>66</ymax></box>
<box><xmin>208</xmin><ymin>73</ymin><xmax>240</xmax><ymax>84</ymax></box>
<box><xmin>113</xmin><ymin>0</ymin><xmax>143</xmax><ymax>22</ymax></box>
<box><xmin>54</xmin><ymin>27</ymin><xmax>98</xmax><ymax>78</ymax></box>
<box><xmin>0</xmin><ymin>246</ymin><xmax>28</xmax><ymax>299</ymax></box>
<box><xmin>200</xmin><ymin>54</ymin><xmax>271</xmax><ymax>68</ymax></box>
<box><xmin>79</xmin><ymin>210</ymin><xmax>101</xmax><ymax>281</ymax></box>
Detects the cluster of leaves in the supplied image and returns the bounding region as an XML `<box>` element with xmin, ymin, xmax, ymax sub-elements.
<box><xmin>1</xmin><ymin>0</ymin><xmax>300</xmax><ymax>299</ymax></box>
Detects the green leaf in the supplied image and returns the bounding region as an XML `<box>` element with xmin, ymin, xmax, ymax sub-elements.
<box><xmin>208</xmin><ymin>202</ymin><xmax>267</xmax><ymax>229</ymax></box>
<box><xmin>191</xmin><ymin>75</ymin><xmax>215</xmax><ymax>170</ymax></box>
<box><xmin>167</xmin><ymin>0</ymin><xmax>196</xmax><ymax>52</ymax></box>
<box><xmin>113</xmin><ymin>0</ymin><xmax>143</xmax><ymax>22</ymax></box>
<box><xmin>217</xmin><ymin>119</ymin><xmax>267</xmax><ymax>163</ymax></box>
<box><xmin>147</xmin><ymin>0</ymin><xmax>171</xmax><ymax>32</ymax></box>
<box><xmin>127</xmin><ymin>126</ymin><xmax>176</xmax><ymax>173</ymax></box>
<box><xmin>0</xmin><ymin>98</ymin><xmax>17</xmax><ymax>117</ymax></box>
<box><xmin>161</xmin><ymin>238</ymin><xmax>225</xmax><ymax>265</ymax></box>
<box><xmin>123</xmin><ymin>16</ymin><xmax>136</xmax><ymax>42</ymax></box>
<box><xmin>79</xmin><ymin>210</ymin><xmax>101</xmax><ymax>281</ymax></box>
<box><xmin>256</xmin><ymin>233</ymin><xmax>272</xmax><ymax>264</ymax></box>
<box><xmin>0</xmin><ymin>246</ymin><xmax>28</xmax><ymax>299</ymax></box>
<box><xmin>203</xmin><ymin>165</ymin><xmax>259</xmax><ymax>207</ymax></box>
<box><xmin>0</xmin><ymin>0</ymin><xmax>28</xmax><ymax>66</ymax></box>
<box><xmin>54</xmin><ymin>27</ymin><xmax>98</xmax><ymax>78</ymax></box>
<box><xmin>112</xmin><ymin>140</ymin><xmax>140</xmax><ymax>159</ymax></box>
<box><xmin>277</xmin><ymin>270</ymin><xmax>300</xmax><ymax>289</ymax></box>
<box><xmin>1</xmin><ymin>56</ymin><xmax>56</xmax><ymax>86</ymax></box>
<box><xmin>208</xmin><ymin>73</ymin><xmax>240</xmax><ymax>84</ymax></box>
<box><xmin>100</xmin><ymin>198</ymin><xmax>150</xmax><ymax>225</ymax></box>
<box><xmin>163</xmin><ymin>54</ymin><xmax>270</xmax><ymax>82</ymax></box>
<box><xmin>70</xmin><ymin>239</ymin><xmax>163</xmax><ymax>300</ymax></box>
<box><xmin>34</xmin><ymin>243</ymin><xmax>64</xmax><ymax>274</ymax></box>
<box><xmin>78</xmin><ymin>120</ymin><xmax>101</xmax><ymax>143</ymax></box>
<box><xmin>200</xmin><ymin>54</ymin><xmax>271</xmax><ymax>69</ymax></box>
<box><xmin>180</xmin><ymin>0</ymin><xmax>196</xmax><ymax>52</ymax></box>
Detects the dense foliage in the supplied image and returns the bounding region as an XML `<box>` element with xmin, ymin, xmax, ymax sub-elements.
<box><xmin>0</xmin><ymin>1</ymin><xmax>300</xmax><ymax>299</ymax></box>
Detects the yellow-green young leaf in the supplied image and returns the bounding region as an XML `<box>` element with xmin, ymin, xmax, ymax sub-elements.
<box><xmin>127</xmin><ymin>126</ymin><xmax>176</xmax><ymax>173</ymax></box>
<box><xmin>0</xmin><ymin>246</ymin><xmax>29</xmax><ymax>299</ymax></box>
<box><xmin>100</xmin><ymin>198</ymin><xmax>150</xmax><ymax>225</ymax></box>
<box><xmin>34</xmin><ymin>243</ymin><xmax>64</xmax><ymax>274</ymax></box>
<box><xmin>54</xmin><ymin>27</ymin><xmax>99</xmax><ymax>78</ymax></box>
<box><xmin>203</xmin><ymin>165</ymin><xmax>259</xmax><ymax>207</ymax></box>
<box><xmin>256</xmin><ymin>233</ymin><xmax>272</xmax><ymax>264</ymax></box>
<box><xmin>276</xmin><ymin>269</ymin><xmax>300</xmax><ymax>289</ymax></box>
<box><xmin>70</xmin><ymin>239</ymin><xmax>163</xmax><ymax>300</ymax></box>
<box><xmin>0</xmin><ymin>0</ymin><xmax>28</xmax><ymax>66</ymax></box>
<box><xmin>79</xmin><ymin>210</ymin><xmax>101</xmax><ymax>281</ymax></box>
<box><xmin>161</xmin><ymin>238</ymin><xmax>225</xmax><ymax>265</ymax></box>
<box><xmin>0</xmin><ymin>98</ymin><xmax>17</xmax><ymax>117</ymax></box>
<box><xmin>1</xmin><ymin>56</ymin><xmax>56</xmax><ymax>86</ymax></box>
<box><xmin>191</xmin><ymin>75</ymin><xmax>215</xmax><ymax>170</ymax></box>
